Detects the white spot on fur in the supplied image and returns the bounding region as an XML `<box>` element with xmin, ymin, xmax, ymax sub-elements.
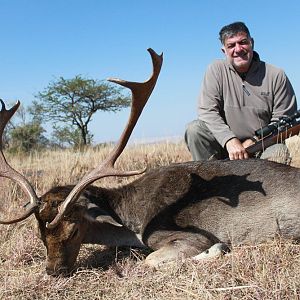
<box><xmin>193</xmin><ymin>243</ymin><xmax>227</xmax><ymax>260</ymax></box>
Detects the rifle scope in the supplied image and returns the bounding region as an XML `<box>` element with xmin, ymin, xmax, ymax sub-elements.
<box><xmin>255</xmin><ymin>110</ymin><xmax>300</xmax><ymax>139</ymax></box>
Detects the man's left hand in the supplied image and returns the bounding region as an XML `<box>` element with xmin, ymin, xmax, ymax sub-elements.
<box><xmin>226</xmin><ymin>138</ymin><xmax>252</xmax><ymax>160</ymax></box>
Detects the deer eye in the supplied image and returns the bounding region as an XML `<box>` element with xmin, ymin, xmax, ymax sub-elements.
<box><xmin>51</xmin><ymin>201</ymin><xmax>58</xmax><ymax>208</ymax></box>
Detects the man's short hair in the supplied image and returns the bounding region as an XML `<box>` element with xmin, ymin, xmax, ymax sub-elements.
<box><xmin>219</xmin><ymin>22</ymin><xmax>251</xmax><ymax>45</ymax></box>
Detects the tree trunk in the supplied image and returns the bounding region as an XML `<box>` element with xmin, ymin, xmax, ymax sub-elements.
<box><xmin>80</xmin><ymin>125</ymin><xmax>88</xmax><ymax>146</ymax></box>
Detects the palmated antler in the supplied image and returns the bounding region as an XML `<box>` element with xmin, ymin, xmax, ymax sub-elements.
<box><xmin>0</xmin><ymin>100</ymin><xmax>39</xmax><ymax>224</ymax></box>
<box><xmin>47</xmin><ymin>48</ymin><xmax>163</xmax><ymax>229</ymax></box>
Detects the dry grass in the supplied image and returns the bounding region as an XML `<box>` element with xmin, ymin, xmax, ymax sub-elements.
<box><xmin>1</xmin><ymin>138</ymin><xmax>300</xmax><ymax>299</ymax></box>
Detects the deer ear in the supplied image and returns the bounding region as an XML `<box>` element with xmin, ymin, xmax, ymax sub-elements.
<box><xmin>94</xmin><ymin>215</ymin><xmax>123</xmax><ymax>227</ymax></box>
<box><xmin>84</xmin><ymin>203</ymin><xmax>123</xmax><ymax>227</ymax></box>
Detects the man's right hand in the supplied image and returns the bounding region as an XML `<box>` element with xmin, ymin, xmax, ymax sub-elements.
<box><xmin>225</xmin><ymin>138</ymin><xmax>250</xmax><ymax>160</ymax></box>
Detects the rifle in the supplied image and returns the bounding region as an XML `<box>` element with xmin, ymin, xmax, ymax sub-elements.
<box><xmin>246</xmin><ymin>110</ymin><xmax>300</xmax><ymax>156</ymax></box>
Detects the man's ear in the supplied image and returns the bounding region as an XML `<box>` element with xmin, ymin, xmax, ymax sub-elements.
<box><xmin>251</xmin><ymin>38</ymin><xmax>254</xmax><ymax>49</ymax></box>
<box><xmin>221</xmin><ymin>46</ymin><xmax>225</xmax><ymax>54</ymax></box>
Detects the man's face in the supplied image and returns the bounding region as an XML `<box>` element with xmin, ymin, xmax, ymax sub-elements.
<box><xmin>222</xmin><ymin>32</ymin><xmax>254</xmax><ymax>73</ymax></box>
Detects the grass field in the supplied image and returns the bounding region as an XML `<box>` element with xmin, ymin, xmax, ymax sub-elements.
<box><xmin>1</xmin><ymin>138</ymin><xmax>300</xmax><ymax>299</ymax></box>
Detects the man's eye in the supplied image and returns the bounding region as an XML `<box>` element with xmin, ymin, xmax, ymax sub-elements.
<box><xmin>240</xmin><ymin>39</ymin><xmax>250</xmax><ymax>45</ymax></box>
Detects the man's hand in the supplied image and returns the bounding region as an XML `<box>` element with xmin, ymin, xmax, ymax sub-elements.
<box><xmin>225</xmin><ymin>138</ymin><xmax>254</xmax><ymax>160</ymax></box>
<box><xmin>242</xmin><ymin>138</ymin><xmax>255</xmax><ymax>149</ymax></box>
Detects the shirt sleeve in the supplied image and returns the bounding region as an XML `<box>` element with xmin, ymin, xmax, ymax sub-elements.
<box><xmin>271</xmin><ymin>70</ymin><xmax>297</xmax><ymax>122</ymax></box>
<box><xmin>197</xmin><ymin>62</ymin><xmax>236</xmax><ymax>147</ymax></box>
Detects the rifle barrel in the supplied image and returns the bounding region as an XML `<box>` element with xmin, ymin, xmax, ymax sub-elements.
<box><xmin>246</xmin><ymin>123</ymin><xmax>300</xmax><ymax>156</ymax></box>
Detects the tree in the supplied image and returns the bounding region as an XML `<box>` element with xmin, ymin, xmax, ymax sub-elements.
<box><xmin>9</xmin><ymin>122</ymin><xmax>48</xmax><ymax>153</ymax></box>
<box><xmin>33</xmin><ymin>75</ymin><xmax>130</xmax><ymax>146</ymax></box>
<box><xmin>6</xmin><ymin>103</ymin><xmax>48</xmax><ymax>153</ymax></box>
<box><xmin>51</xmin><ymin>124</ymin><xmax>92</xmax><ymax>148</ymax></box>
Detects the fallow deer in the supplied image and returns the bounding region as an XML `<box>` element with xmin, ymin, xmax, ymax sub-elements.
<box><xmin>1</xmin><ymin>49</ymin><xmax>300</xmax><ymax>276</ymax></box>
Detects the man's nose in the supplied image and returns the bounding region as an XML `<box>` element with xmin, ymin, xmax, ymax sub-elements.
<box><xmin>234</xmin><ymin>43</ymin><xmax>244</xmax><ymax>53</ymax></box>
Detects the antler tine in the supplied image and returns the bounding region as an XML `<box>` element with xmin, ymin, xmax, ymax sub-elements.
<box><xmin>105</xmin><ymin>48</ymin><xmax>163</xmax><ymax>167</ymax></box>
<box><xmin>46</xmin><ymin>48</ymin><xmax>163</xmax><ymax>229</ymax></box>
<box><xmin>0</xmin><ymin>100</ymin><xmax>39</xmax><ymax>224</ymax></box>
<box><xmin>0</xmin><ymin>99</ymin><xmax>20</xmax><ymax>146</ymax></box>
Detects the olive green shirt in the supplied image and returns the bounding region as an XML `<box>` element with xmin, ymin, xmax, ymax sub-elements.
<box><xmin>198</xmin><ymin>52</ymin><xmax>297</xmax><ymax>147</ymax></box>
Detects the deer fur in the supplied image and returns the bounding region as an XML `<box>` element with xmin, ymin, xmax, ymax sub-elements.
<box><xmin>35</xmin><ymin>158</ymin><xmax>300</xmax><ymax>275</ymax></box>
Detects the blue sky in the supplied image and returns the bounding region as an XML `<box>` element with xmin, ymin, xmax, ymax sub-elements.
<box><xmin>0</xmin><ymin>0</ymin><xmax>299</xmax><ymax>143</ymax></box>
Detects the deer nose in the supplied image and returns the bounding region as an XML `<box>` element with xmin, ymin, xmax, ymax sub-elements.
<box><xmin>46</xmin><ymin>266</ymin><xmax>70</xmax><ymax>277</ymax></box>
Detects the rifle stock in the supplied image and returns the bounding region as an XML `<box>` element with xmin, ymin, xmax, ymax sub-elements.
<box><xmin>246</xmin><ymin>123</ymin><xmax>300</xmax><ymax>156</ymax></box>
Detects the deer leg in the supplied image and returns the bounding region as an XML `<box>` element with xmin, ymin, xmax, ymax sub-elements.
<box><xmin>145</xmin><ymin>231</ymin><xmax>228</xmax><ymax>268</ymax></box>
<box><xmin>145</xmin><ymin>239</ymin><xmax>200</xmax><ymax>268</ymax></box>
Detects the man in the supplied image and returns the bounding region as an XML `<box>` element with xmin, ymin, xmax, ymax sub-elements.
<box><xmin>185</xmin><ymin>22</ymin><xmax>297</xmax><ymax>161</ymax></box>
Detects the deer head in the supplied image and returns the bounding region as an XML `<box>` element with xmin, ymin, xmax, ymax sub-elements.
<box><xmin>0</xmin><ymin>48</ymin><xmax>163</xmax><ymax>275</ymax></box>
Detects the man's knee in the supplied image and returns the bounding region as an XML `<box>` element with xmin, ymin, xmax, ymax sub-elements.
<box><xmin>184</xmin><ymin>120</ymin><xmax>226</xmax><ymax>161</ymax></box>
<box><xmin>185</xmin><ymin>120</ymin><xmax>202</xmax><ymax>143</ymax></box>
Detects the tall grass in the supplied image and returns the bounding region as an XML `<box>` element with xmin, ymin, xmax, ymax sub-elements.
<box><xmin>0</xmin><ymin>138</ymin><xmax>300</xmax><ymax>299</ymax></box>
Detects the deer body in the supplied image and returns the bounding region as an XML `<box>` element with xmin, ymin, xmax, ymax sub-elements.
<box><xmin>107</xmin><ymin>159</ymin><xmax>300</xmax><ymax>246</ymax></box>
<box><xmin>36</xmin><ymin>159</ymin><xmax>300</xmax><ymax>274</ymax></box>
